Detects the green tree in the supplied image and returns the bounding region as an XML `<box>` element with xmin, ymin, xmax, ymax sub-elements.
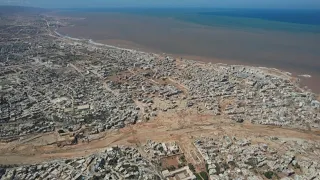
<box><xmin>195</xmin><ymin>173</ymin><xmax>202</xmax><ymax>180</ymax></box>
<box><xmin>188</xmin><ymin>163</ymin><xmax>195</xmax><ymax>172</ymax></box>
<box><xmin>264</xmin><ymin>171</ymin><xmax>274</xmax><ymax>179</ymax></box>
<box><xmin>200</xmin><ymin>171</ymin><xmax>209</xmax><ymax>180</ymax></box>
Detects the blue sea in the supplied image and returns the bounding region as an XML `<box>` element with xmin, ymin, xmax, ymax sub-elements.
<box><xmin>65</xmin><ymin>8</ymin><xmax>320</xmax><ymax>32</ymax></box>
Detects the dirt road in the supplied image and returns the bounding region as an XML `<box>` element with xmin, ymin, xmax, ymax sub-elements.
<box><xmin>0</xmin><ymin>111</ymin><xmax>319</xmax><ymax>165</ymax></box>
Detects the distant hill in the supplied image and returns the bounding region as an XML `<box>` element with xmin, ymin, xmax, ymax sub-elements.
<box><xmin>0</xmin><ymin>6</ymin><xmax>47</xmax><ymax>15</ymax></box>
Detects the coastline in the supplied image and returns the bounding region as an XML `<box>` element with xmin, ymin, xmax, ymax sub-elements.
<box><xmin>54</xmin><ymin>31</ymin><xmax>134</xmax><ymax>52</ymax></box>
<box><xmin>54</xmin><ymin>11</ymin><xmax>320</xmax><ymax>93</ymax></box>
<box><xmin>54</xmin><ymin>28</ymin><xmax>319</xmax><ymax>95</ymax></box>
<box><xmin>2</xmin><ymin>12</ymin><xmax>320</xmax><ymax>178</ymax></box>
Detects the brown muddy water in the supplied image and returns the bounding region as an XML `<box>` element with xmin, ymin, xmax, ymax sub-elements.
<box><xmin>56</xmin><ymin>12</ymin><xmax>320</xmax><ymax>93</ymax></box>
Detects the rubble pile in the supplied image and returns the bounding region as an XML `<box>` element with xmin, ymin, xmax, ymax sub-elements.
<box><xmin>144</xmin><ymin>140</ymin><xmax>180</xmax><ymax>159</ymax></box>
<box><xmin>178</xmin><ymin>63</ymin><xmax>320</xmax><ymax>128</ymax></box>
<box><xmin>194</xmin><ymin>136</ymin><xmax>320</xmax><ymax>180</ymax></box>
<box><xmin>0</xmin><ymin>146</ymin><xmax>162</xmax><ymax>180</ymax></box>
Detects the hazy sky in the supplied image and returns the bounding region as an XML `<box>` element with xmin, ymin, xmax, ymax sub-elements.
<box><xmin>1</xmin><ymin>0</ymin><xmax>320</xmax><ymax>9</ymax></box>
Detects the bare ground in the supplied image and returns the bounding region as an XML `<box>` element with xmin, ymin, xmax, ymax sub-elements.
<box><xmin>0</xmin><ymin>108</ymin><xmax>319</xmax><ymax>165</ymax></box>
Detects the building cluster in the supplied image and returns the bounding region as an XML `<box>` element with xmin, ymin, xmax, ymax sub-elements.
<box><xmin>1</xmin><ymin>13</ymin><xmax>319</xmax><ymax>141</ymax></box>
<box><xmin>162</xmin><ymin>166</ymin><xmax>196</xmax><ymax>180</ymax></box>
<box><xmin>2</xmin><ymin>136</ymin><xmax>320</xmax><ymax>180</ymax></box>
<box><xmin>194</xmin><ymin>136</ymin><xmax>320</xmax><ymax>180</ymax></box>
<box><xmin>1</xmin><ymin>12</ymin><xmax>320</xmax><ymax>180</ymax></box>
<box><xmin>0</xmin><ymin>146</ymin><xmax>162</xmax><ymax>180</ymax></box>
<box><xmin>177</xmin><ymin>62</ymin><xmax>320</xmax><ymax>128</ymax></box>
<box><xmin>144</xmin><ymin>140</ymin><xmax>181</xmax><ymax>159</ymax></box>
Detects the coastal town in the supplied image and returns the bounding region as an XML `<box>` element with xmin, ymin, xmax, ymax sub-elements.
<box><xmin>0</xmin><ymin>9</ymin><xmax>320</xmax><ymax>180</ymax></box>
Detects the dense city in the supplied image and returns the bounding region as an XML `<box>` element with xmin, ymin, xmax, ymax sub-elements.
<box><xmin>0</xmin><ymin>9</ymin><xmax>319</xmax><ymax>180</ymax></box>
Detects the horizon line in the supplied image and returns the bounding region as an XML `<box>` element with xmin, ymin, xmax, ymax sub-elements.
<box><xmin>1</xmin><ymin>5</ymin><xmax>320</xmax><ymax>11</ymax></box>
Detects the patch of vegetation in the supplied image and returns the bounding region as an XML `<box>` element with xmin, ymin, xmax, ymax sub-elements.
<box><xmin>214</xmin><ymin>163</ymin><xmax>221</xmax><ymax>175</ymax></box>
<box><xmin>168</xmin><ymin>165</ymin><xmax>176</xmax><ymax>171</ymax></box>
<box><xmin>264</xmin><ymin>171</ymin><xmax>274</xmax><ymax>179</ymax></box>
<box><xmin>200</xmin><ymin>171</ymin><xmax>209</xmax><ymax>180</ymax></box>
<box><xmin>179</xmin><ymin>155</ymin><xmax>186</xmax><ymax>163</ymax></box>
<box><xmin>188</xmin><ymin>163</ymin><xmax>195</xmax><ymax>172</ymax></box>
<box><xmin>245</xmin><ymin>157</ymin><xmax>258</xmax><ymax>167</ymax></box>
<box><xmin>205</xmin><ymin>163</ymin><xmax>209</xmax><ymax>172</ymax></box>
<box><xmin>108</xmin><ymin>157</ymin><xmax>118</xmax><ymax>166</ymax></box>
<box><xmin>158</xmin><ymin>146</ymin><xmax>164</xmax><ymax>151</ymax></box>
<box><xmin>83</xmin><ymin>114</ymin><xmax>95</xmax><ymax>124</ymax></box>
<box><xmin>195</xmin><ymin>173</ymin><xmax>202</xmax><ymax>180</ymax></box>
<box><xmin>92</xmin><ymin>175</ymin><xmax>102</xmax><ymax>180</ymax></box>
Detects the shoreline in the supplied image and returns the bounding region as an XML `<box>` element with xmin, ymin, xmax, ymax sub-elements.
<box><xmin>54</xmin><ymin>30</ymin><xmax>135</xmax><ymax>52</ymax></box>
<box><xmin>54</xmin><ymin>29</ymin><xmax>318</xmax><ymax>95</ymax></box>
<box><xmin>2</xmin><ymin>13</ymin><xmax>320</xmax><ymax>178</ymax></box>
<box><xmin>55</xmin><ymin>11</ymin><xmax>320</xmax><ymax>93</ymax></box>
